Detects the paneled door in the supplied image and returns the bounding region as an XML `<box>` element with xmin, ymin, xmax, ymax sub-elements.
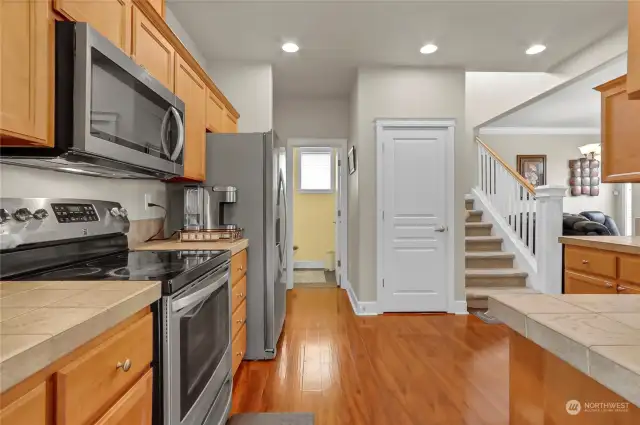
<box><xmin>381</xmin><ymin>127</ymin><xmax>449</xmax><ymax>312</ymax></box>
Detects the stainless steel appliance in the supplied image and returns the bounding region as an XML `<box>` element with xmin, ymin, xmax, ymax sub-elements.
<box><xmin>0</xmin><ymin>198</ymin><xmax>232</xmax><ymax>425</ymax></box>
<box><xmin>0</xmin><ymin>22</ymin><xmax>185</xmax><ymax>179</ymax></box>
<box><xmin>182</xmin><ymin>186</ymin><xmax>238</xmax><ymax>231</ymax></box>
<box><xmin>170</xmin><ymin>131</ymin><xmax>287</xmax><ymax>360</ymax></box>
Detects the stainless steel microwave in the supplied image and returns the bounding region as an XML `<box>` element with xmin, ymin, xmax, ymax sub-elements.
<box><xmin>0</xmin><ymin>22</ymin><xmax>185</xmax><ymax>179</ymax></box>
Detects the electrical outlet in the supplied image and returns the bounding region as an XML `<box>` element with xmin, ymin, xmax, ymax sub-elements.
<box><xmin>144</xmin><ymin>194</ymin><xmax>152</xmax><ymax>211</ymax></box>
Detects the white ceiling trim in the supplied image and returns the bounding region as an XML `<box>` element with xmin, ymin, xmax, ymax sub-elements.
<box><xmin>478</xmin><ymin>127</ymin><xmax>600</xmax><ymax>135</ymax></box>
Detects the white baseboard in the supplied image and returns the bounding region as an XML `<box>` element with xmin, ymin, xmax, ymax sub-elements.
<box><xmin>344</xmin><ymin>280</ymin><xmax>379</xmax><ymax>316</ymax></box>
<box><xmin>449</xmin><ymin>300</ymin><xmax>469</xmax><ymax>315</ymax></box>
<box><xmin>294</xmin><ymin>261</ymin><xmax>324</xmax><ymax>269</ymax></box>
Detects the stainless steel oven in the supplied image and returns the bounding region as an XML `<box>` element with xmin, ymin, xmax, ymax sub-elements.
<box><xmin>162</xmin><ymin>261</ymin><xmax>232</xmax><ymax>425</ymax></box>
<box><xmin>0</xmin><ymin>22</ymin><xmax>185</xmax><ymax>179</ymax></box>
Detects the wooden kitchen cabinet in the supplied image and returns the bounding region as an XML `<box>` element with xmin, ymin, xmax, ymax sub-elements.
<box><xmin>93</xmin><ymin>369</ymin><xmax>153</xmax><ymax>425</ymax></box>
<box><xmin>565</xmin><ymin>271</ymin><xmax>617</xmax><ymax>294</ymax></box>
<box><xmin>54</xmin><ymin>0</ymin><xmax>132</xmax><ymax>55</ymax></box>
<box><xmin>175</xmin><ymin>55</ymin><xmax>206</xmax><ymax>181</ymax></box>
<box><xmin>0</xmin><ymin>382</ymin><xmax>49</xmax><ymax>425</ymax></box>
<box><xmin>629</xmin><ymin>0</ymin><xmax>640</xmax><ymax>99</ymax></box>
<box><xmin>146</xmin><ymin>0</ymin><xmax>164</xmax><ymax>18</ymax></box>
<box><xmin>0</xmin><ymin>0</ymin><xmax>53</xmax><ymax>147</ymax></box>
<box><xmin>206</xmin><ymin>89</ymin><xmax>225</xmax><ymax>133</ymax></box>
<box><xmin>131</xmin><ymin>5</ymin><xmax>174</xmax><ymax>91</ymax></box>
<box><xmin>223</xmin><ymin>110</ymin><xmax>238</xmax><ymax>133</ymax></box>
<box><xmin>595</xmin><ymin>75</ymin><xmax>640</xmax><ymax>182</ymax></box>
<box><xmin>231</xmin><ymin>249</ymin><xmax>247</xmax><ymax>376</ymax></box>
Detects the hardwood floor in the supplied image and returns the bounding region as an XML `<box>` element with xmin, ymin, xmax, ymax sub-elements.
<box><xmin>232</xmin><ymin>288</ymin><xmax>510</xmax><ymax>425</ymax></box>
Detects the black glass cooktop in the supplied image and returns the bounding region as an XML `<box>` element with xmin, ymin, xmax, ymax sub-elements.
<box><xmin>21</xmin><ymin>249</ymin><xmax>230</xmax><ymax>293</ymax></box>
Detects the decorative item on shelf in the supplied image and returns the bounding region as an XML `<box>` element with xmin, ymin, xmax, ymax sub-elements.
<box><xmin>568</xmin><ymin>155</ymin><xmax>600</xmax><ymax>197</ymax></box>
<box><xmin>179</xmin><ymin>228</ymin><xmax>244</xmax><ymax>242</ymax></box>
<box><xmin>348</xmin><ymin>146</ymin><xmax>357</xmax><ymax>175</ymax></box>
<box><xmin>517</xmin><ymin>155</ymin><xmax>547</xmax><ymax>187</ymax></box>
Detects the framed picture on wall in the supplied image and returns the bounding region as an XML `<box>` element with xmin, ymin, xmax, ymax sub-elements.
<box><xmin>517</xmin><ymin>155</ymin><xmax>547</xmax><ymax>188</ymax></box>
<box><xmin>348</xmin><ymin>146</ymin><xmax>356</xmax><ymax>175</ymax></box>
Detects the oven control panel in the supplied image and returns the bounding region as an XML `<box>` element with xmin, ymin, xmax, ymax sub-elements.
<box><xmin>51</xmin><ymin>203</ymin><xmax>99</xmax><ymax>223</ymax></box>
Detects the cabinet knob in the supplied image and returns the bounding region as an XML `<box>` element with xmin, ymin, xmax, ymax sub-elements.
<box><xmin>605</xmin><ymin>282</ymin><xmax>613</xmax><ymax>288</ymax></box>
<box><xmin>236</xmin><ymin>351</ymin><xmax>243</xmax><ymax>357</ymax></box>
<box><xmin>239</xmin><ymin>265</ymin><xmax>244</xmax><ymax>271</ymax></box>
<box><xmin>237</xmin><ymin>292</ymin><xmax>244</xmax><ymax>298</ymax></box>
<box><xmin>582</xmin><ymin>259</ymin><xmax>589</xmax><ymax>264</ymax></box>
<box><xmin>116</xmin><ymin>359</ymin><xmax>132</xmax><ymax>372</ymax></box>
<box><xmin>617</xmin><ymin>285</ymin><xmax>629</xmax><ymax>292</ymax></box>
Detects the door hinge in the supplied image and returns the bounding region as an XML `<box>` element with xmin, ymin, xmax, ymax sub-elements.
<box><xmin>337</xmin><ymin>260</ymin><xmax>341</xmax><ymax>267</ymax></box>
<box><xmin>337</xmin><ymin>210</ymin><xmax>342</xmax><ymax>217</ymax></box>
<box><xmin>338</xmin><ymin>159</ymin><xmax>342</xmax><ymax>166</ymax></box>
<box><xmin>382</xmin><ymin>278</ymin><xmax>385</xmax><ymax>288</ymax></box>
<box><xmin>382</xmin><ymin>211</ymin><xmax>385</xmax><ymax>220</ymax></box>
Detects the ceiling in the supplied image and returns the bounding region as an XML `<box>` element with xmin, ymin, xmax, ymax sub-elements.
<box><xmin>485</xmin><ymin>54</ymin><xmax>628</xmax><ymax>129</ymax></box>
<box><xmin>167</xmin><ymin>0</ymin><xmax>627</xmax><ymax>98</ymax></box>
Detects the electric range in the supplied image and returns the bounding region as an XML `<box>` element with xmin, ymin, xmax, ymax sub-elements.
<box><xmin>0</xmin><ymin>198</ymin><xmax>234</xmax><ymax>425</ymax></box>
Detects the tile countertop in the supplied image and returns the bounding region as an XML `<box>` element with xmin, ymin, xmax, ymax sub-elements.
<box><xmin>0</xmin><ymin>280</ymin><xmax>161</xmax><ymax>393</ymax></box>
<box><xmin>136</xmin><ymin>238</ymin><xmax>249</xmax><ymax>255</ymax></box>
<box><xmin>488</xmin><ymin>294</ymin><xmax>640</xmax><ymax>408</ymax></box>
<box><xmin>559</xmin><ymin>235</ymin><xmax>640</xmax><ymax>255</ymax></box>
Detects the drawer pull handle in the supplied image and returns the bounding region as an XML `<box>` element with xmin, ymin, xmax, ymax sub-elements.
<box><xmin>582</xmin><ymin>260</ymin><xmax>589</xmax><ymax>264</ymax></box>
<box><xmin>116</xmin><ymin>359</ymin><xmax>132</xmax><ymax>372</ymax></box>
<box><xmin>605</xmin><ymin>282</ymin><xmax>613</xmax><ymax>288</ymax></box>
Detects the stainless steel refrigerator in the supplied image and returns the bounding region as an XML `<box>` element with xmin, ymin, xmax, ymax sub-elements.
<box><xmin>206</xmin><ymin>131</ymin><xmax>287</xmax><ymax>360</ymax></box>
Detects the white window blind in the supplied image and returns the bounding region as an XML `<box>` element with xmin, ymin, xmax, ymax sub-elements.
<box><xmin>299</xmin><ymin>149</ymin><xmax>333</xmax><ymax>192</ymax></box>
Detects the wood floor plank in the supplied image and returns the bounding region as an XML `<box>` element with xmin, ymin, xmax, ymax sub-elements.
<box><xmin>231</xmin><ymin>288</ymin><xmax>509</xmax><ymax>425</ymax></box>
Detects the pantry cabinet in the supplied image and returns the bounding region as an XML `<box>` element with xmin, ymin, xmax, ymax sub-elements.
<box><xmin>0</xmin><ymin>0</ymin><xmax>53</xmax><ymax>147</ymax></box>
<box><xmin>175</xmin><ymin>55</ymin><xmax>207</xmax><ymax>181</ymax></box>
<box><xmin>595</xmin><ymin>75</ymin><xmax>640</xmax><ymax>183</ymax></box>
<box><xmin>131</xmin><ymin>5</ymin><xmax>174</xmax><ymax>90</ymax></box>
<box><xmin>54</xmin><ymin>0</ymin><xmax>132</xmax><ymax>54</ymax></box>
<box><xmin>629</xmin><ymin>0</ymin><xmax>640</xmax><ymax>99</ymax></box>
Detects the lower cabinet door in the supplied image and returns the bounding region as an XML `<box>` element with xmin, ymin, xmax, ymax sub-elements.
<box><xmin>564</xmin><ymin>271</ymin><xmax>617</xmax><ymax>294</ymax></box>
<box><xmin>617</xmin><ymin>283</ymin><xmax>640</xmax><ymax>294</ymax></box>
<box><xmin>232</xmin><ymin>325</ymin><xmax>247</xmax><ymax>376</ymax></box>
<box><xmin>0</xmin><ymin>382</ymin><xmax>49</xmax><ymax>425</ymax></box>
<box><xmin>93</xmin><ymin>369</ymin><xmax>153</xmax><ymax>425</ymax></box>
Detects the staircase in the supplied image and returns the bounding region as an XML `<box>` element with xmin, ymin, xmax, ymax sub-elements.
<box><xmin>465</xmin><ymin>196</ymin><xmax>537</xmax><ymax>309</ymax></box>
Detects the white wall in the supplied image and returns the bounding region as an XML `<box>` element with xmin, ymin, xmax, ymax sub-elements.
<box><xmin>481</xmin><ymin>134</ymin><xmax>618</xmax><ymax>217</ymax></box>
<box><xmin>0</xmin><ymin>165</ymin><xmax>166</xmax><ymax>220</ymax></box>
<box><xmin>274</xmin><ymin>98</ymin><xmax>349</xmax><ymax>141</ymax></box>
<box><xmin>165</xmin><ymin>7</ymin><xmax>208</xmax><ymax>69</ymax></box>
<box><xmin>350</xmin><ymin>67</ymin><xmax>466</xmax><ymax>305</ymax></box>
<box><xmin>207</xmin><ymin>62</ymin><xmax>273</xmax><ymax>133</ymax></box>
<box><xmin>348</xmin><ymin>79</ymin><xmax>360</xmax><ymax>295</ymax></box>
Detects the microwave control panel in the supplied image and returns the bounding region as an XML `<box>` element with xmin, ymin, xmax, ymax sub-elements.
<box><xmin>51</xmin><ymin>203</ymin><xmax>99</xmax><ymax>223</ymax></box>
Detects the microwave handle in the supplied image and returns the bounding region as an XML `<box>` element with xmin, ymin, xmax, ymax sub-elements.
<box><xmin>169</xmin><ymin>106</ymin><xmax>185</xmax><ymax>162</ymax></box>
<box><xmin>159</xmin><ymin>108</ymin><xmax>172</xmax><ymax>158</ymax></box>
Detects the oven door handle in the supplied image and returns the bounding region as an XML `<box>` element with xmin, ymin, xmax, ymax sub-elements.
<box><xmin>172</xmin><ymin>270</ymin><xmax>229</xmax><ymax>313</ymax></box>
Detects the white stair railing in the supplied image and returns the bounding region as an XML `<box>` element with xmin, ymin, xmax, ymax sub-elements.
<box><xmin>474</xmin><ymin>137</ymin><xmax>566</xmax><ymax>294</ymax></box>
<box><xmin>476</xmin><ymin>138</ymin><xmax>537</xmax><ymax>258</ymax></box>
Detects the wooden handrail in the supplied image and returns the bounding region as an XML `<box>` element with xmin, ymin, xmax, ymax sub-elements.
<box><xmin>476</xmin><ymin>137</ymin><xmax>536</xmax><ymax>194</ymax></box>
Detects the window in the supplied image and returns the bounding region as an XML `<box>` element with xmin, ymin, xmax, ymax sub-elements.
<box><xmin>298</xmin><ymin>148</ymin><xmax>334</xmax><ymax>193</ymax></box>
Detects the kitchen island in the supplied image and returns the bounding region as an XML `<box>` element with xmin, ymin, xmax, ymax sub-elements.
<box><xmin>489</xmin><ymin>293</ymin><xmax>640</xmax><ymax>424</ymax></box>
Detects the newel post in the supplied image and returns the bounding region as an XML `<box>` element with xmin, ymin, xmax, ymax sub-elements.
<box><xmin>535</xmin><ymin>185</ymin><xmax>567</xmax><ymax>294</ymax></box>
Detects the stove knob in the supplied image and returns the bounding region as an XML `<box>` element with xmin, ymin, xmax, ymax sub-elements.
<box><xmin>110</xmin><ymin>207</ymin><xmax>121</xmax><ymax>217</ymax></box>
<box><xmin>33</xmin><ymin>209</ymin><xmax>49</xmax><ymax>220</ymax></box>
<box><xmin>13</xmin><ymin>208</ymin><xmax>34</xmax><ymax>222</ymax></box>
<box><xmin>119</xmin><ymin>208</ymin><xmax>128</xmax><ymax>218</ymax></box>
<box><xmin>0</xmin><ymin>208</ymin><xmax>11</xmax><ymax>224</ymax></box>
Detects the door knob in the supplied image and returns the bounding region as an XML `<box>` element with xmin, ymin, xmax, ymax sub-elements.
<box><xmin>434</xmin><ymin>225</ymin><xmax>447</xmax><ymax>233</ymax></box>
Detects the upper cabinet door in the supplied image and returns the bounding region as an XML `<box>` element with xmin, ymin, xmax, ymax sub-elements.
<box><xmin>596</xmin><ymin>76</ymin><xmax>640</xmax><ymax>183</ymax></box>
<box><xmin>224</xmin><ymin>110</ymin><xmax>238</xmax><ymax>133</ymax></box>
<box><xmin>54</xmin><ymin>0</ymin><xmax>131</xmax><ymax>54</ymax></box>
<box><xmin>629</xmin><ymin>1</ymin><xmax>640</xmax><ymax>99</ymax></box>
<box><xmin>206</xmin><ymin>89</ymin><xmax>224</xmax><ymax>133</ymax></box>
<box><xmin>131</xmin><ymin>6</ymin><xmax>174</xmax><ymax>91</ymax></box>
<box><xmin>175</xmin><ymin>55</ymin><xmax>206</xmax><ymax>181</ymax></box>
<box><xmin>0</xmin><ymin>0</ymin><xmax>52</xmax><ymax>147</ymax></box>
<box><xmin>146</xmin><ymin>0</ymin><xmax>164</xmax><ymax>18</ymax></box>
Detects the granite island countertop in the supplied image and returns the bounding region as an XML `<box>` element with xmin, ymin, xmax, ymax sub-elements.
<box><xmin>136</xmin><ymin>238</ymin><xmax>248</xmax><ymax>255</ymax></box>
<box><xmin>559</xmin><ymin>235</ymin><xmax>640</xmax><ymax>255</ymax></box>
<box><xmin>488</xmin><ymin>293</ymin><xmax>640</xmax><ymax>407</ymax></box>
<box><xmin>0</xmin><ymin>280</ymin><xmax>161</xmax><ymax>392</ymax></box>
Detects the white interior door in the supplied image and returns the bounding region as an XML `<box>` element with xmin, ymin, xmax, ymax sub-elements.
<box><xmin>335</xmin><ymin>149</ymin><xmax>343</xmax><ymax>286</ymax></box>
<box><xmin>382</xmin><ymin>128</ymin><xmax>449</xmax><ymax>312</ymax></box>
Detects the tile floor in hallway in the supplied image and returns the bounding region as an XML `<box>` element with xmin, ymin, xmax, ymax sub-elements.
<box><xmin>231</xmin><ymin>288</ymin><xmax>509</xmax><ymax>425</ymax></box>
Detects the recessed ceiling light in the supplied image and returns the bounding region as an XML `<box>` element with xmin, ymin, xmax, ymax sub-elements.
<box><xmin>282</xmin><ymin>42</ymin><xmax>299</xmax><ymax>53</ymax></box>
<box><xmin>526</xmin><ymin>44</ymin><xmax>546</xmax><ymax>55</ymax></box>
<box><xmin>420</xmin><ymin>44</ymin><xmax>438</xmax><ymax>55</ymax></box>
